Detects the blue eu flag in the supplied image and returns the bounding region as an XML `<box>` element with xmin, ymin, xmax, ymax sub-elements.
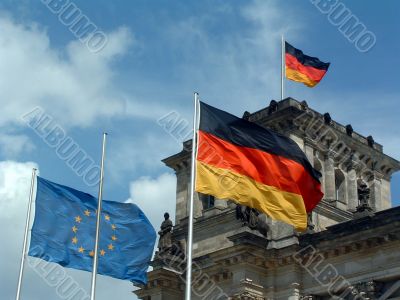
<box><xmin>29</xmin><ymin>177</ymin><xmax>156</xmax><ymax>285</ymax></box>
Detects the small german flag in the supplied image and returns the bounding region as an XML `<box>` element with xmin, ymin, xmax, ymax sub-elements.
<box><xmin>195</xmin><ymin>102</ymin><xmax>323</xmax><ymax>231</ymax></box>
<box><xmin>285</xmin><ymin>41</ymin><xmax>330</xmax><ymax>87</ymax></box>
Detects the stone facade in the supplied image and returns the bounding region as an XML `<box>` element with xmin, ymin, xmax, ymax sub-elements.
<box><xmin>134</xmin><ymin>98</ymin><xmax>400</xmax><ymax>299</ymax></box>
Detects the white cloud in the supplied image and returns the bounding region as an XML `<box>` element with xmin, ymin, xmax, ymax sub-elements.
<box><xmin>0</xmin><ymin>15</ymin><xmax>161</xmax><ymax>130</ymax></box>
<box><xmin>0</xmin><ymin>160</ymin><xmax>38</xmax><ymax>218</ymax></box>
<box><xmin>0</xmin><ymin>160</ymin><xmax>146</xmax><ymax>300</ymax></box>
<box><xmin>0</xmin><ymin>161</ymin><xmax>39</xmax><ymax>297</ymax></box>
<box><xmin>126</xmin><ymin>173</ymin><xmax>176</xmax><ymax>230</ymax></box>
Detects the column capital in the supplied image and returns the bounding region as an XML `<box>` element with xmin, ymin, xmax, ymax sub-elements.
<box><xmin>324</xmin><ymin>150</ymin><xmax>336</xmax><ymax>160</ymax></box>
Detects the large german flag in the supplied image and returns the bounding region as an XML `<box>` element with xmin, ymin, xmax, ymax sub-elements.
<box><xmin>285</xmin><ymin>41</ymin><xmax>330</xmax><ymax>87</ymax></box>
<box><xmin>195</xmin><ymin>102</ymin><xmax>323</xmax><ymax>231</ymax></box>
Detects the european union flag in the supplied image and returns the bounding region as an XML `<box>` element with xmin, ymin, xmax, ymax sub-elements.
<box><xmin>28</xmin><ymin>177</ymin><xmax>156</xmax><ymax>285</ymax></box>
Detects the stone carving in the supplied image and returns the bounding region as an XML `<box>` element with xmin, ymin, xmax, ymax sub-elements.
<box><xmin>346</xmin><ymin>124</ymin><xmax>354</xmax><ymax>136</ymax></box>
<box><xmin>354</xmin><ymin>183</ymin><xmax>373</xmax><ymax>218</ymax></box>
<box><xmin>156</xmin><ymin>213</ymin><xmax>185</xmax><ymax>262</ymax></box>
<box><xmin>235</xmin><ymin>204</ymin><xmax>269</xmax><ymax>236</ymax></box>
<box><xmin>307</xmin><ymin>213</ymin><xmax>315</xmax><ymax>232</ymax></box>
<box><xmin>357</xmin><ymin>184</ymin><xmax>372</xmax><ymax>211</ymax></box>
<box><xmin>158</xmin><ymin>212</ymin><xmax>173</xmax><ymax>252</ymax></box>
<box><xmin>268</xmin><ymin>100</ymin><xmax>278</xmax><ymax>114</ymax></box>
<box><xmin>242</xmin><ymin>111</ymin><xmax>251</xmax><ymax>120</ymax></box>
<box><xmin>367</xmin><ymin>135</ymin><xmax>375</xmax><ymax>147</ymax></box>
<box><xmin>323</xmin><ymin>112</ymin><xmax>332</xmax><ymax>125</ymax></box>
<box><xmin>300</xmin><ymin>100</ymin><xmax>308</xmax><ymax>110</ymax></box>
<box><xmin>354</xmin><ymin>281</ymin><xmax>383</xmax><ymax>299</ymax></box>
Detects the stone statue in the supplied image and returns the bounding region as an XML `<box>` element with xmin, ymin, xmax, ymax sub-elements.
<box><xmin>245</xmin><ymin>207</ymin><xmax>259</xmax><ymax>230</ymax></box>
<box><xmin>354</xmin><ymin>183</ymin><xmax>373</xmax><ymax>218</ymax></box>
<box><xmin>357</xmin><ymin>183</ymin><xmax>371</xmax><ymax>210</ymax></box>
<box><xmin>236</xmin><ymin>205</ymin><xmax>259</xmax><ymax>229</ymax></box>
<box><xmin>158</xmin><ymin>212</ymin><xmax>173</xmax><ymax>252</ymax></box>
<box><xmin>235</xmin><ymin>204</ymin><xmax>269</xmax><ymax>236</ymax></box>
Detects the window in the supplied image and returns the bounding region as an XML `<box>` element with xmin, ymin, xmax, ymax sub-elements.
<box><xmin>200</xmin><ymin>193</ymin><xmax>215</xmax><ymax>210</ymax></box>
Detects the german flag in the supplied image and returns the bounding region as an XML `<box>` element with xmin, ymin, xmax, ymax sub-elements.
<box><xmin>285</xmin><ymin>41</ymin><xmax>330</xmax><ymax>87</ymax></box>
<box><xmin>195</xmin><ymin>102</ymin><xmax>323</xmax><ymax>231</ymax></box>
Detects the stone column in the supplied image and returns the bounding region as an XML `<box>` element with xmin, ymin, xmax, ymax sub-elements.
<box><xmin>175</xmin><ymin>165</ymin><xmax>189</xmax><ymax>224</ymax></box>
<box><xmin>369</xmin><ymin>174</ymin><xmax>382</xmax><ymax>211</ymax></box>
<box><xmin>304</xmin><ymin>139</ymin><xmax>314</xmax><ymax>167</ymax></box>
<box><xmin>214</xmin><ymin>198</ymin><xmax>228</xmax><ymax>210</ymax></box>
<box><xmin>324</xmin><ymin>152</ymin><xmax>336</xmax><ymax>200</ymax></box>
<box><xmin>193</xmin><ymin>192</ymin><xmax>203</xmax><ymax>218</ymax></box>
<box><xmin>346</xmin><ymin>168</ymin><xmax>358</xmax><ymax>211</ymax></box>
<box><xmin>380</xmin><ymin>178</ymin><xmax>392</xmax><ymax>210</ymax></box>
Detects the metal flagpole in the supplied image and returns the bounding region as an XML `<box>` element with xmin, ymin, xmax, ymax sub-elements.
<box><xmin>16</xmin><ymin>168</ymin><xmax>37</xmax><ymax>300</ymax></box>
<box><xmin>281</xmin><ymin>34</ymin><xmax>285</xmax><ymax>100</ymax></box>
<box><xmin>185</xmin><ymin>92</ymin><xmax>200</xmax><ymax>300</ymax></box>
<box><xmin>90</xmin><ymin>133</ymin><xmax>107</xmax><ymax>300</ymax></box>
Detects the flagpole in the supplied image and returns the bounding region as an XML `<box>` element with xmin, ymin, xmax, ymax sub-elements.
<box><xmin>16</xmin><ymin>168</ymin><xmax>37</xmax><ymax>300</ymax></box>
<box><xmin>90</xmin><ymin>133</ymin><xmax>107</xmax><ymax>300</ymax></box>
<box><xmin>281</xmin><ymin>34</ymin><xmax>285</xmax><ymax>100</ymax></box>
<box><xmin>185</xmin><ymin>92</ymin><xmax>200</xmax><ymax>300</ymax></box>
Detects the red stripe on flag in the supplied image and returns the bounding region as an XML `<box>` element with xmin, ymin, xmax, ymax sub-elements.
<box><xmin>286</xmin><ymin>53</ymin><xmax>327</xmax><ymax>82</ymax></box>
<box><xmin>197</xmin><ymin>131</ymin><xmax>323</xmax><ymax>212</ymax></box>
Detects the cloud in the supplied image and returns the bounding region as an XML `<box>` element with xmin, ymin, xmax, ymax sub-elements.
<box><xmin>126</xmin><ymin>173</ymin><xmax>176</xmax><ymax>230</ymax></box>
<box><xmin>0</xmin><ymin>161</ymin><xmax>39</xmax><ymax>297</ymax></box>
<box><xmin>0</xmin><ymin>160</ymin><xmax>38</xmax><ymax>218</ymax></box>
<box><xmin>161</xmin><ymin>0</ymin><xmax>303</xmax><ymax>113</ymax></box>
<box><xmin>0</xmin><ymin>14</ymin><xmax>157</xmax><ymax>130</ymax></box>
<box><xmin>0</xmin><ymin>133</ymin><xmax>34</xmax><ymax>157</ymax></box>
<box><xmin>0</xmin><ymin>160</ymin><xmax>145</xmax><ymax>300</ymax></box>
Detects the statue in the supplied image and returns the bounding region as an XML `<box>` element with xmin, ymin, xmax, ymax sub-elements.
<box><xmin>357</xmin><ymin>183</ymin><xmax>371</xmax><ymax>211</ymax></box>
<box><xmin>354</xmin><ymin>183</ymin><xmax>373</xmax><ymax>218</ymax></box>
<box><xmin>158</xmin><ymin>212</ymin><xmax>173</xmax><ymax>252</ymax></box>
<box><xmin>307</xmin><ymin>212</ymin><xmax>315</xmax><ymax>232</ymax></box>
<box><xmin>235</xmin><ymin>204</ymin><xmax>269</xmax><ymax>236</ymax></box>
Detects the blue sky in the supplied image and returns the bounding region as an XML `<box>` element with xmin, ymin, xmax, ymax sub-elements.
<box><xmin>0</xmin><ymin>1</ymin><xmax>399</xmax><ymax>299</ymax></box>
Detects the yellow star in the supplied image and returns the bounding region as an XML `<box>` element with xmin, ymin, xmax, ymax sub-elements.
<box><xmin>72</xmin><ymin>226</ymin><xmax>78</xmax><ymax>233</ymax></box>
<box><xmin>111</xmin><ymin>235</ymin><xmax>117</xmax><ymax>241</ymax></box>
<box><xmin>108</xmin><ymin>243</ymin><xmax>114</xmax><ymax>251</ymax></box>
<box><xmin>72</xmin><ymin>237</ymin><xmax>78</xmax><ymax>244</ymax></box>
<box><xmin>89</xmin><ymin>250</ymin><xmax>94</xmax><ymax>257</ymax></box>
<box><xmin>111</xmin><ymin>224</ymin><xmax>116</xmax><ymax>230</ymax></box>
<box><xmin>100</xmin><ymin>249</ymin><xmax>106</xmax><ymax>256</ymax></box>
<box><xmin>78</xmin><ymin>246</ymin><xmax>85</xmax><ymax>253</ymax></box>
<box><xmin>84</xmin><ymin>210</ymin><xmax>90</xmax><ymax>217</ymax></box>
<box><xmin>75</xmin><ymin>216</ymin><xmax>82</xmax><ymax>223</ymax></box>
<box><xmin>104</xmin><ymin>214</ymin><xmax>110</xmax><ymax>221</ymax></box>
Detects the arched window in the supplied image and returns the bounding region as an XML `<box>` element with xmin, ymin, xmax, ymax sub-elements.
<box><xmin>334</xmin><ymin>169</ymin><xmax>346</xmax><ymax>201</ymax></box>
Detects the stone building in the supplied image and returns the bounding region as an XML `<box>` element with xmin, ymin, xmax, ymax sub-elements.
<box><xmin>134</xmin><ymin>98</ymin><xmax>400</xmax><ymax>299</ymax></box>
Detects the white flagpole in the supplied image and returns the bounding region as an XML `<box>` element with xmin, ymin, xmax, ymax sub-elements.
<box><xmin>16</xmin><ymin>168</ymin><xmax>37</xmax><ymax>300</ymax></box>
<box><xmin>281</xmin><ymin>34</ymin><xmax>285</xmax><ymax>100</ymax></box>
<box><xmin>185</xmin><ymin>92</ymin><xmax>200</xmax><ymax>300</ymax></box>
<box><xmin>90</xmin><ymin>132</ymin><xmax>107</xmax><ymax>300</ymax></box>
